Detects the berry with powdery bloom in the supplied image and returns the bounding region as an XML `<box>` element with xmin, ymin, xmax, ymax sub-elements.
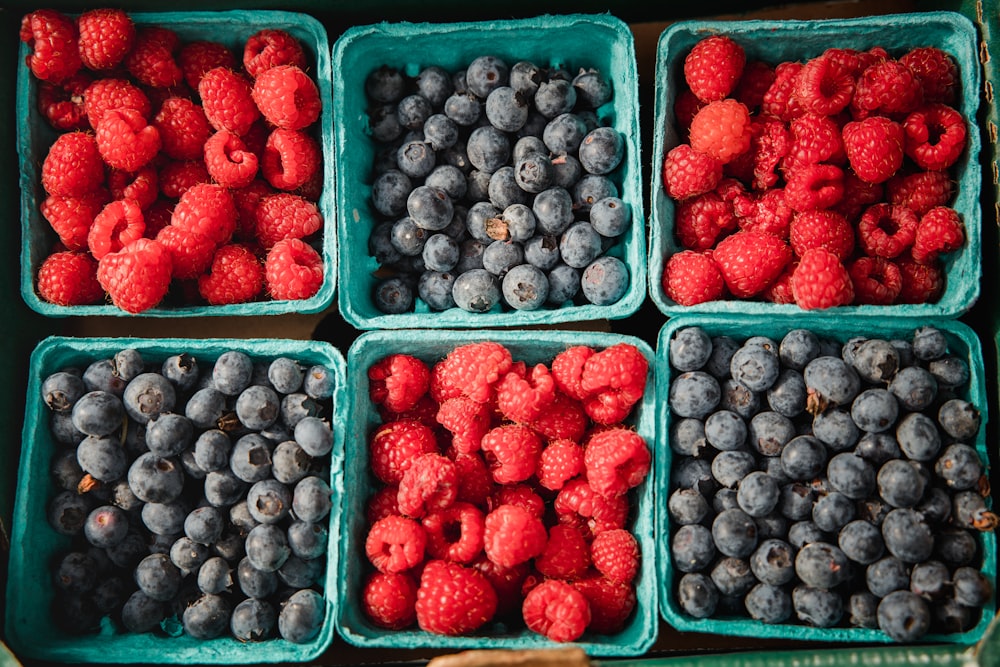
<box><xmin>912</xmin><ymin>205</ymin><xmax>964</xmax><ymax>265</ymax></box>
<box><xmin>362</xmin><ymin>571</ymin><xmax>417</xmax><ymax>630</ymax></box>
<box><xmin>574</xmin><ymin>573</ymin><xmax>637</xmax><ymax>634</ymax></box>
<box><xmin>480</xmin><ymin>424</ymin><xmax>542</xmax><ymax>485</ymax></box>
<box><xmin>243</xmin><ymin>29</ymin><xmax>308</xmax><ymax>79</ymax></box>
<box><xmin>842</xmin><ymin>116</ymin><xmax>905</xmax><ymax>185</ymax></box>
<box><xmin>580</xmin><ymin>344</ymin><xmax>649</xmax><ymax>425</ymax></box>
<box><xmin>96</xmin><ymin>237</ymin><xmax>173</xmax><ymax>313</ymax></box>
<box><xmin>252</xmin><ymin>65</ymin><xmax>322</xmax><ymax>131</ymax></box>
<box><xmin>37</xmin><ymin>72</ymin><xmax>91</xmax><ymax>131</ymax></box>
<box><xmin>198</xmin><ymin>67</ymin><xmax>260</xmax><ymax>136</ymax></box>
<box><xmin>688</xmin><ymin>99</ymin><xmax>752</xmax><ymax>164</ymax></box>
<box><xmin>733</xmin><ymin>60</ymin><xmax>775</xmax><ymax>112</ymax></box>
<box><xmin>153</xmin><ymin>97</ymin><xmax>212</xmax><ymax>161</ymax></box>
<box><xmin>369</xmin><ymin>354</ymin><xmax>431</xmax><ymax>414</ymax></box>
<box><xmin>416</xmin><ymin>559</ymin><xmax>497</xmax><ymax>635</ymax></box>
<box><xmin>369</xmin><ymin>419</ymin><xmax>438</xmax><ymax>485</ymax></box>
<box><xmin>522</xmin><ymin>579</ymin><xmax>591</xmax><ymax>643</ymax></box>
<box><xmin>790</xmin><ymin>247</ymin><xmax>854</xmax><ymax>310</ymax></box>
<box><xmin>789</xmin><ymin>209</ymin><xmax>854</xmax><ymax>260</ymax></box>
<box><xmin>900</xmin><ymin>46</ymin><xmax>960</xmax><ymax>105</ymax></box>
<box><xmin>398</xmin><ymin>452</ymin><xmax>458</xmax><ymax>519</ymax></box>
<box><xmin>761</xmin><ymin>61</ymin><xmax>804</xmax><ymax>122</ymax></box>
<box><xmin>41</xmin><ymin>191</ymin><xmax>109</xmax><ymax>251</ymax></box>
<box><xmin>255</xmin><ymin>193</ymin><xmax>322</xmax><ymax>248</ymax></box>
<box><xmin>897</xmin><ymin>253</ymin><xmax>944</xmax><ymax>303</ymax></box>
<box><xmin>733</xmin><ymin>188</ymin><xmax>793</xmax><ymax>238</ymax></box>
<box><xmin>436</xmin><ymin>397</ymin><xmax>492</xmax><ymax>454</ymax></box>
<box><xmin>170</xmin><ymin>182</ymin><xmax>237</xmax><ymax>246</ymax></box>
<box><xmin>783</xmin><ymin>163</ymin><xmax>845</xmax><ymax>212</ymax></box>
<box><xmin>886</xmin><ymin>170</ymin><xmax>952</xmax><ymax>217</ymax></box>
<box><xmin>683</xmin><ymin>35</ymin><xmax>745</xmax><ymax>103</ymax></box>
<box><xmin>849</xmin><ymin>256</ymin><xmax>902</xmax><ymax>305</ymax></box>
<box><xmin>536</xmin><ymin>523</ymin><xmax>590</xmax><ymax>581</ymax></box>
<box><xmin>124</xmin><ymin>26</ymin><xmax>183</xmax><ymax>89</ymax></box>
<box><xmin>662</xmin><ymin>144</ymin><xmax>723</xmax><ymax>201</ymax></box>
<box><xmin>155</xmin><ymin>224</ymin><xmax>216</xmax><ymax>280</ymax></box>
<box><xmin>662</xmin><ymin>250</ymin><xmax>725</xmax><ymax>307</ymax></box>
<box><xmin>204</xmin><ymin>130</ymin><xmax>259</xmax><ymax>189</ymax></box>
<box><xmin>793</xmin><ymin>53</ymin><xmax>854</xmax><ymax>116</ymax></box>
<box><xmin>584</xmin><ymin>427</ymin><xmax>651</xmax><ymax>498</ymax></box>
<box><xmin>431</xmin><ymin>342</ymin><xmax>514</xmax><ymax>404</ymax></box>
<box><xmin>555</xmin><ymin>478</ymin><xmax>629</xmax><ymax>540</ymax></box>
<box><xmin>853</xmin><ymin>58</ymin><xmax>923</xmax><ymax>118</ymax></box>
<box><xmin>178</xmin><ymin>41</ymin><xmax>237</xmax><ymax>90</ymax></box>
<box><xmin>20</xmin><ymin>10</ymin><xmax>81</xmax><ymax>84</ymax></box>
<box><xmin>77</xmin><ymin>8</ymin><xmax>134</xmax><ymax>71</ymax></box>
<box><xmin>365</xmin><ymin>514</ymin><xmax>427</xmax><ymax>574</ymax></box>
<box><xmin>903</xmin><ymin>103</ymin><xmax>967</xmax><ymax>171</ymax></box>
<box><xmin>95</xmin><ymin>108</ymin><xmax>161</xmax><ymax>172</ymax></box>
<box><xmin>88</xmin><ymin>199</ymin><xmax>145</xmax><ymax>260</ymax></box>
<box><xmin>551</xmin><ymin>346</ymin><xmax>593</xmax><ymax>402</ymax></box>
<box><xmin>483</xmin><ymin>504</ymin><xmax>547</xmax><ymax>568</ymax></box>
<box><xmin>261</xmin><ymin>128</ymin><xmax>322</xmax><ymax>191</ymax></box>
<box><xmin>83</xmin><ymin>78</ymin><xmax>151</xmax><ymax>127</ymax></box>
<box><xmin>42</xmin><ymin>131</ymin><xmax>104</xmax><ymax>198</ymax></box>
<box><xmin>591</xmin><ymin>528</ymin><xmax>640</xmax><ymax>585</ymax></box>
<box><xmin>158</xmin><ymin>160</ymin><xmax>210</xmax><ymax>199</ymax></box>
<box><xmin>265</xmin><ymin>238</ymin><xmax>323</xmax><ymax>300</ymax></box>
<box><xmin>858</xmin><ymin>202</ymin><xmax>919</xmax><ymax>259</ymax></box>
<box><xmin>531</xmin><ymin>393</ymin><xmax>589</xmax><ymax>443</ymax></box>
<box><xmin>36</xmin><ymin>251</ymin><xmax>103</xmax><ymax>306</ymax></box>
<box><xmin>675</xmin><ymin>191</ymin><xmax>735</xmax><ymax>251</ymax></box>
<box><xmin>782</xmin><ymin>113</ymin><xmax>846</xmax><ymax>175</ymax></box>
<box><xmin>197</xmin><ymin>243</ymin><xmax>264</xmax><ymax>305</ymax></box>
<box><xmin>422</xmin><ymin>502</ymin><xmax>485</xmax><ymax>564</ymax></box>
<box><xmin>496</xmin><ymin>364</ymin><xmax>556</xmax><ymax>424</ymax></box>
<box><xmin>713</xmin><ymin>230</ymin><xmax>792</xmax><ymax>299</ymax></box>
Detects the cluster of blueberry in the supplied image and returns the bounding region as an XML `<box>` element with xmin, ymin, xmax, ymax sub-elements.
<box><xmin>363</xmin><ymin>55</ymin><xmax>632</xmax><ymax>314</ymax></box>
<box><xmin>665</xmin><ymin>325</ymin><xmax>992</xmax><ymax>642</ymax></box>
<box><xmin>42</xmin><ymin>347</ymin><xmax>335</xmax><ymax>644</ymax></box>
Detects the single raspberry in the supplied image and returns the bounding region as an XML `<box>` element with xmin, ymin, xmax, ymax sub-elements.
<box><xmin>661</xmin><ymin>144</ymin><xmax>723</xmax><ymax>201</ymax></box>
<box><xmin>265</xmin><ymin>238</ymin><xmax>324</xmax><ymax>300</ymax></box>
<box><xmin>37</xmin><ymin>72</ymin><xmax>91</xmax><ymax>131</ymax></box>
<box><xmin>369</xmin><ymin>419</ymin><xmax>439</xmax><ymax>485</ymax></box>
<box><xmin>398</xmin><ymin>452</ymin><xmax>458</xmax><ymax>519</ymax></box>
<box><xmin>379</xmin><ymin>393</ymin><xmax>439</xmax><ymax>431</ymax></box>
<box><xmin>790</xmin><ymin>247</ymin><xmax>854</xmax><ymax>310</ymax></box>
<box><xmin>155</xmin><ymin>224</ymin><xmax>216</xmax><ymax>280</ymax></box>
<box><xmin>727</xmin><ymin>116</ymin><xmax>789</xmax><ymax>191</ymax></box>
<box><xmin>76</xmin><ymin>8</ymin><xmax>134</xmax><ymax>71</ymax></box>
<box><xmin>204</xmin><ymin>130</ymin><xmax>260</xmax><ymax>189</ymax></box>
<box><xmin>793</xmin><ymin>54</ymin><xmax>854</xmax><ymax>116</ymax></box>
<box><xmin>886</xmin><ymin>169</ymin><xmax>953</xmax><ymax>217</ymax></box>
<box><xmin>820</xmin><ymin>48</ymin><xmax>866</xmax><ymax>77</ymax></box>
<box><xmin>535</xmin><ymin>523</ymin><xmax>590</xmax><ymax>581</ymax></box>
<box><xmin>574</xmin><ymin>572</ymin><xmax>637</xmax><ymax>634</ymax></box>
<box><xmin>583</xmin><ymin>427</ymin><xmax>650</xmax><ymax>498</ymax></box>
<box><xmin>365</xmin><ymin>514</ymin><xmax>427</xmax><ymax>573</ymax></box>
<box><xmin>782</xmin><ymin>113</ymin><xmax>846</xmax><ymax>175</ymax></box>
<box><xmin>897</xmin><ymin>253</ymin><xmax>945</xmax><ymax>303</ymax></box>
<box><xmin>198</xmin><ymin>67</ymin><xmax>260</xmax><ymax>136</ymax></box>
<box><xmin>496</xmin><ymin>364</ymin><xmax>556</xmax><ymax>424</ymax></box>
<box><xmin>537</xmin><ymin>439</ymin><xmax>585</xmax><ymax>492</ymax></box>
<box><xmin>591</xmin><ymin>529</ymin><xmax>640</xmax><ymax>585</ymax></box>
<box><xmin>662</xmin><ymin>250</ymin><xmax>725</xmax><ymax>307</ymax></box>
<box><xmin>88</xmin><ymin>199</ymin><xmax>145</xmax><ymax>260</ymax></box>
<box><xmin>899</xmin><ymin>46</ymin><xmax>960</xmax><ymax>105</ymax></box>
<box><xmin>243</xmin><ymin>29</ymin><xmax>308</xmax><ymax>79</ymax></box>
<box><xmin>170</xmin><ymin>182</ymin><xmax>237</xmax><ymax>246</ymax></box>
<box><xmin>232</xmin><ymin>179</ymin><xmax>277</xmax><ymax>240</ymax></box>
<box><xmin>733</xmin><ymin>60</ymin><xmax>775</xmax><ymax>112</ymax></box>
<box><xmin>431</xmin><ymin>342</ymin><xmax>513</xmax><ymax>404</ymax></box>
<box><xmin>369</xmin><ymin>354</ymin><xmax>431</xmax><ymax>414</ymax></box>
<box><xmin>251</xmin><ymin>65</ymin><xmax>322</xmax><ymax>131</ymax></box>
<box><xmin>195</xmin><ymin>243</ymin><xmax>264</xmax><ymax>306</ymax></box>
<box><xmin>783</xmin><ymin>163</ymin><xmax>845</xmax><ymax>212</ymax></box>
<box><xmin>471</xmin><ymin>556</ymin><xmax>530</xmax><ymax>619</ymax></box>
<box><xmin>673</xmin><ymin>89</ymin><xmax>705</xmax><ymax>135</ymax></box>
<box><xmin>362</xmin><ymin>571</ymin><xmax>417</xmax><ymax>630</ymax></box>
<box><xmin>41</xmin><ymin>191</ymin><xmax>109</xmax><ymax>251</ymax></box>
<box><xmin>832</xmin><ymin>170</ymin><xmax>885</xmax><ymax>221</ymax></box>
<box><xmin>853</xmin><ymin>58</ymin><xmax>924</xmax><ymax>118</ymax></box>
<box><xmin>762</xmin><ymin>261</ymin><xmax>797</xmax><ymax>304</ymax></box>
<box><xmin>422</xmin><ymin>502</ymin><xmax>485</xmax><ymax>564</ymax></box>
<box><xmin>142</xmin><ymin>198</ymin><xmax>173</xmax><ymax>239</ymax></box>
<box><xmin>842</xmin><ymin>116</ymin><xmax>905</xmax><ymax>185</ymax></box>
<box><xmin>158</xmin><ymin>160</ymin><xmax>211</xmax><ymax>200</ymax></box>
<box><xmin>789</xmin><ymin>209</ymin><xmax>854</xmax><ymax>260</ymax></box>
<box><xmin>551</xmin><ymin>346</ymin><xmax>593</xmax><ymax>402</ymax></box>
<box><xmin>436</xmin><ymin>397</ymin><xmax>491</xmax><ymax>454</ymax></box>
<box><xmin>83</xmin><ymin>78</ymin><xmax>152</xmax><ymax>128</ymax></box>
<box><xmin>95</xmin><ymin>108</ymin><xmax>162</xmax><ymax>172</ymax></box>
<box><xmin>531</xmin><ymin>393</ymin><xmax>589</xmax><ymax>443</ymax></box>
<box><xmin>42</xmin><ymin>131</ymin><xmax>105</xmax><ymax>197</ymax></box>
<box><xmin>712</xmin><ymin>230</ymin><xmax>792</xmax><ymax>298</ymax></box>
<box><xmin>522</xmin><ymin>579</ymin><xmax>591</xmax><ymax>643</ymax></box>
<box><xmin>367</xmin><ymin>485</ymin><xmax>402</xmax><ymax>525</ymax></box>
<box><xmin>261</xmin><ymin>128</ymin><xmax>322</xmax><ymax>191</ymax></box>
<box><xmin>483</xmin><ymin>504</ymin><xmax>547</xmax><ymax>568</ymax></box>
<box><xmin>178</xmin><ymin>40</ymin><xmax>237</xmax><ymax>90</ymax></box>
<box><xmin>760</xmin><ymin>61</ymin><xmax>804</xmax><ymax>122</ymax></box>
<box><xmin>489</xmin><ymin>484</ymin><xmax>546</xmax><ymax>519</ymax></box>
<box><xmin>20</xmin><ymin>9</ymin><xmax>81</xmax><ymax>84</ymax></box>
<box><xmin>254</xmin><ymin>193</ymin><xmax>322</xmax><ymax>248</ymax></box>
<box><xmin>554</xmin><ymin>478</ymin><xmax>629</xmax><ymax>540</ymax></box>
<box><xmin>450</xmin><ymin>451</ymin><xmax>495</xmax><ymax>509</ymax></box>
<box><xmin>480</xmin><ymin>424</ymin><xmax>542</xmax><ymax>485</ymax></box>
<box><xmin>857</xmin><ymin>202</ymin><xmax>919</xmax><ymax>258</ymax></box>
<box><xmin>675</xmin><ymin>191</ymin><xmax>735</xmax><ymax>251</ymax></box>
<box><xmin>36</xmin><ymin>251</ymin><xmax>103</xmax><ymax>306</ymax></box>
<box><xmin>125</xmin><ymin>26</ymin><xmax>183</xmax><ymax>89</ymax></box>
<box><xmin>580</xmin><ymin>343</ymin><xmax>649</xmax><ymax>425</ymax></box>
<box><xmin>733</xmin><ymin>188</ymin><xmax>793</xmax><ymax>238</ymax></box>
<box><xmin>912</xmin><ymin>205</ymin><xmax>964</xmax><ymax>264</ymax></box>
<box><xmin>714</xmin><ymin>177</ymin><xmax>746</xmax><ymax>204</ymax></box>
<box><xmin>415</xmin><ymin>559</ymin><xmax>497</xmax><ymax>635</ymax></box>
<box><xmin>903</xmin><ymin>103</ymin><xmax>967</xmax><ymax>171</ymax></box>
<box><xmin>683</xmin><ymin>35</ymin><xmax>745</xmax><ymax>103</ymax></box>
<box><xmin>849</xmin><ymin>256</ymin><xmax>903</xmax><ymax>305</ymax></box>
<box><xmin>688</xmin><ymin>99</ymin><xmax>752</xmax><ymax>164</ymax></box>
<box><xmin>153</xmin><ymin>97</ymin><xmax>213</xmax><ymax>161</ymax></box>
<box><xmin>96</xmin><ymin>237</ymin><xmax>173</xmax><ymax>313</ymax></box>
<box><xmin>105</xmin><ymin>169</ymin><xmax>156</xmax><ymax>215</ymax></box>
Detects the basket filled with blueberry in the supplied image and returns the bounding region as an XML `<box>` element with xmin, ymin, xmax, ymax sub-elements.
<box><xmin>332</xmin><ymin>14</ymin><xmax>646</xmax><ymax>329</ymax></box>
<box><xmin>656</xmin><ymin>315</ymin><xmax>995</xmax><ymax>644</ymax></box>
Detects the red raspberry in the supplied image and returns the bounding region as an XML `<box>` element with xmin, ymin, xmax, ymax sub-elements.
<box><xmin>42</xmin><ymin>131</ymin><xmax>105</xmax><ymax>197</ymax></box>
<box><xmin>790</xmin><ymin>247</ymin><xmax>854</xmax><ymax>310</ymax></box>
<box><xmin>450</xmin><ymin>451</ymin><xmax>495</xmax><ymax>509</ymax></box>
<box><xmin>712</xmin><ymin>230</ymin><xmax>792</xmax><ymax>298</ymax></box>
<box><xmin>178</xmin><ymin>41</ymin><xmax>237</xmax><ymax>90</ymax></box>
<box><xmin>431</xmin><ymin>342</ymin><xmax>513</xmax><ymax>404</ymax></box>
<box><xmin>897</xmin><ymin>253</ymin><xmax>944</xmax><ymax>303</ymax></box>
<box><xmin>198</xmin><ymin>67</ymin><xmax>260</xmax><ymax>136</ymax></box>
<box><xmin>688</xmin><ymin>99</ymin><xmax>752</xmax><ymax>164</ymax></box>
<box><xmin>254</xmin><ymin>193</ymin><xmax>322</xmax><ymax>249</ymax></box>
<box><xmin>675</xmin><ymin>191</ymin><xmax>734</xmax><ymax>251</ymax></box>
<box><xmin>899</xmin><ymin>46</ymin><xmax>959</xmax><ymax>105</ymax></box>
<box><xmin>95</xmin><ymin>108</ymin><xmax>162</xmax><ymax>172</ymax></box>
<box><xmin>397</xmin><ymin>452</ymin><xmax>458</xmax><ymax>519</ymax></box>
<box><xmin>530</xmin><ymin>393</ymin><xmax>588</xmax><ymax>443</ymax></box>
<box><xmin>761</xmin><ymin>61</ymin><xmax>804</xmax><ymax>122</ymax></box>
<box><xmin>842</xmin><ymin>116</ymin><xmax>905</xmax><ymax>185</ymax></box>
<box><xmin>422</xmin><ymin>502</ymin><xmax>485</xmax><ymax>564</ymax></box>
<box><xmin>489</xmin><ymin>484</ymin><xmax>545</xmax><ymax>519</ymax></box>
<box><xmin>125</xmin><ymin>26</ymin><xmax>183</xmax><ymax>89</ymax></box>
<box><xmin>903</xmin><ymin>103</ymin><xmax>967</xmax><ymax>171</ymax></box>
<box><xmin>83</xmin><ymin>78</ymin><xmax>152</xmax><ymax>127</ymax></box>
<box><xmin>522</xmin><ymin>579</ymin><xmax>591</xmax><ymax>643</ymax></box>
<box><xmin>820</xmin><ymin>48</ymin><xmax>866</xmax><ymax>77</ymax></box>
<box><xmin>107</xmin><ymin>168</ymin><xmax>156</xmax><ymax>212</ymax></box>
<box><xmin>733</xmin><ymin>60</ymin><xmax>775</xmax><ymax>112</ymax></box>
<box><xmin>366</xmin><ymin>485</ymin><xmax>401</xmax><ymax>525</ymax></box>
<box><xmin>243</xmin><ymin>29</ymin><xmax>308</xmax><ymax>79</ymax></box>
<box><xmin>583</xmin><ymin>428</ymin><xmax>650</xmax><ymax>498</ymax></box>
<box><xmin>415</xmin><ymin>559</ymin><xmax>497</xmax><ymax>635</ymax></box>
<box><xmin>853</xmin><ymin>58</ymin><xmax>923</xmax><ymax>118</ymax></box>
<box><xmin>379</xmin><ymin>393</ymin><xmax>439</xmax><ymax>431</ymax></box>
<box><xmin>36</xmin><ymin>251</ymin><xmax>103</xmax><ymax>306</ymax></box>
<box><xmin>537</xmin><ymin>439</ymin><xmax>584</xmax><ymax>492</ymax></box>
<box><xmin>728</xmin><ymin>117</ymin><xmax>789</xmax><ymax>191</ymax></box>
<box><xmin>20</xmin><ymin>9</ymin><xmax>81</xmax><ymax>84</ymax></box>
<box><xmin>912</xmin><ymin>205</ymin><xmax>964</xmax><ymax>265</ymax></box>
<box><xmin>37</xmin><ymin>72</ymin><xmax>91</xmax><ymax>131</ymax></box>
<box><xmin>551</xmin><ymin>346</ymin><xmax>593</xmax><ymax>402</ymax></box>
<box><xmin>369</xmin><ymin>419</ymin><xmax>439</xmax><ymax>485</ymax></box>
<box><xmin>535</xmin><ymin>523</ymin><xmax>590</xmax><ymax>581</ymax></box>
<box><xmin>88</xmin><ymin>199</ymin><xmax>145</xmax><ymax>260</ymax></box>
<box><xmin>683</xmin><ymin>35</ymin><xmax>745</xmax><ymax>103</ymax></box>
<box><xmin>574</xmin><ymin>572</ymin><xmax>637</xmax><ymax>634</ymax></box>
<box><xmin>789</xmin><ymin>209</ymin><xmax>854</xmax><ymax>260</ymax></box>
<box><xmin>783</xmin><ymin>163</ymin><xmax>845</xmax><ymax>212</ymax></box>
<box><xmin>832</xmin><ymin>171</ymin><xmax>885</xmax><ymax>221</ymax></box>
<box><xmin>554</xmin><ymin>478</ymin><xmax>628</xmax><ymax>540</ymax></box>
<box><xmin>153</xmin><ymin>97</ymin><xmax>212</xmax><ymax>161</ymax></box>
<box><xmin>782</xmin><ymin>113</ymin><xmax>846</xmax><ymax>175</ymax></box>
<box><xmin>365</xmin><ymin>514</ymin><xmax>427</xmax><ymax>574</ymax></box>
<box><xmin>436</xmin><ymin>397</ymin><xmax>491</xmax><ymax>454</ymax></box>
<box><xmin>362</xmin><ymin>571</ymin><xmax>417</xmax><ymax>630</ymax></box>
<box><xmin>483</xmin><ymin>504</ymin><xmax>547</xmax><ymax>568</ymax></box>
<box><xmin>169</xmin><ymin>182</ymin><xmax>237</xmax><ymax>247</ymax></box>
<box><xmin>96</xmin><ymin>237</ymin><xmax>173</xmax><ymax>313</ymax></box>
<box><xmin>41</xmin><ymin>191</ymin><xmax>110</xmax><ymax>251</ymax></box>
<box><xmin>496</xmin><ymin>364</ymin><xmax>556</xmax><ymax>424</ymax></box>
<box><xmin>662</xmin><ymin>250</ymin><xmax>725</xmax><ymax>307</ymax></box>
<box><xmin>793</xmin><ymin>54</ymin><xmax>854</xmax><ymax>116</ymax></box>
<box><xmin>232</xmin><ymin>179</ymin><xmax>277</xmax><ymax>240</ymax></box>
<box><xmin>155</xmin><ymin>224</ymin><xmax>216</xmax><ymax>280</ymax></box>
<box><xmin>591</xmin><ymin>529</ymin><xmax>640</xmax><ymax>585</ymax></box>
<box><xmin>673</xmin><ymin>89</ymin><xmax>704</xmax><ymax>135</ymax></box>
<box><xmin>204</xmin><ymin>130</ymin><xmax>259</xmax><ymax>189</ymax></box>
<box><xmin>197</xmin><ymin>243</ymin><xmax>264</xmax><ymax>305</ymax></box>
<box><xmin>733</xmin><ymin>188</ymin><xmax>793</xmax><ymax>238</ymax></box>
<box><xmin>251</xmin><ymin>65</ymin><xmax>322</xmax><ymax>131</ymax></box>
<box><xmin>142</xmin><ymin>198</ymin><xmax>173</xmax><ymax>239</ymax></box>
<box><xmin>886</xmin><ymin>169</ymin><xmax>952</xmax><ymax>217</ymax></box>
<box><xmin>471</xmin><ymin>556</ymin><xmax>529</xmax><ymax>619</ymax></box>
<box><xmin>580</xmin><ymin>343</ymin><xmax>649</xmax><ymax>425</ymax></box>
<box><xmin>849</xmin><ymin>256</ymin><xmax>903</xmax><ymax>305</ymax></box>
<box><xmin>661</xmin><ymin>144</ymin><xmax>722</xmax><ymax>201</ymax></box>
<box><xmin>858</xmin><ymin>203</ymin><xmax>919</xmax><ymax>259</ymax></box>
<box><xmin>265</xmin><ymin>238</ymin><xmax>324</xmax><ymax>300</ymax></box>
<box><xmin>369</xmin><ymin>354</ymin><xmax>431</xmax><ymax>414</ymax></box>
<box><xmin>158</xmin><ymin>160</ymin><xmax>211</xmax><ymax>200</ymax></box>
<box><xmin>480</xmin><ymin>424</ymin><xmax>542</xmax><ymax>485</ymax></box>
<box><xmin>77</xmin><ymin>8</ymin><xmax>134</xmax><ymax>71</ymax></box>
<box><xmin>261</xmin><ymin>128</ymin><xmax>322</xmax><ymax>192</ymax></box>
<box><xmin>762</xmin><ymin>261</ymin><xmax>797</xmax><ymax>305</ymax></box>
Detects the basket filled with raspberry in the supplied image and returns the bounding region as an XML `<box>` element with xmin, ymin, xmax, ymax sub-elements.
<box><xmin>335</xmin><ymin>329</ymin><xmax>657</xmax><ymax>654</ymax></box>
<box><xmin>648</xmin><ymin>12</ymin><xmax>981</xmax><ymax>319</ymax></box>
<box><xmin>17</xmin><ymin>9</ymin><xmax>335</xmax><ymax>317</ymax></box>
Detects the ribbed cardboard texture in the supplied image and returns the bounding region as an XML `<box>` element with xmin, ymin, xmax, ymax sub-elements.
<box><xmin>16</xmin><ymin>10</ymin><xmax>337</xmax><ymax>318</ymax></box>
<box><xmin>337</xmin><ymin>329</ymin><xmax>657</xmax><ymax>655</ymax></box>
<box><xmin>647</xmin><ymin>12</ymin><xmax>982</xmax><ymax>319</ymax></box>
<box><xmin>5</xmin><ymin>336</ymin><xmax>346</xmax><ymax>663</ymax></box>
<box><xmin>655</xmin><ymin>314</ymin><xmax>995</xmax><ymax>644</ymax></box>
<box><xmin>332</xmin><ymin>14</ymin><xmax>646</xmax><ymax>329</ymax></box>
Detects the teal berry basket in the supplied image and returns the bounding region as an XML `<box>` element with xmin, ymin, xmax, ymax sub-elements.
<box><xmin>336</xmin><ymin>329</ymin><xmax>658</xmax><ymax>655</ymax></box>
<box><xmin>647</xmin><ymin>12</ymin><xmax>982</xmax><ymax>319</ymax></box>
<box><xmin>654</xmin><ymin>314</ymin><xmax>995</xmax><ymax>644</ymax></box>
<box><xmin>332</xmin><ymin>13</ymin><xmax>646</xmax><ymax>329</ymax></box>
<box><xmin>5</xmin><ymin>336</ymin><xmax>346</xmax><ymax>663</ymax></box>
<box><xmin>17</xmin><ymin>10</ymin><xmax>336</xmax><ymax>317</ymax></box>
